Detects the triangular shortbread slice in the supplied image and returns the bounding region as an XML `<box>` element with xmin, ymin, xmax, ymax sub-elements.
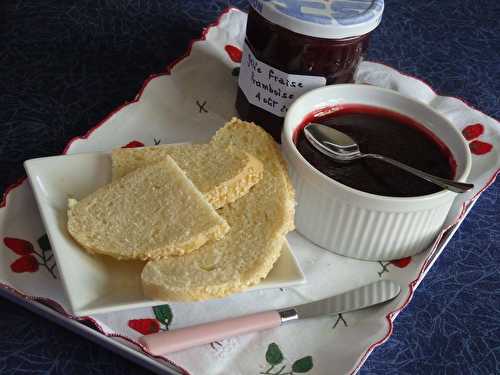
<box><xmin>67</xmin><ymin>157</ymin><xmax>229</xmax><ymax>260</ymax></box>
<box><xmin>111</xmin><ymin>144</ymin><xmax>263</xmax><ymax>209</ymax></box>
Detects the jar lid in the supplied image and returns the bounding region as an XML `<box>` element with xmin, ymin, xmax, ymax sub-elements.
<box><xmin>249</xmin><ymin>0</ymin><xmax>384</xmax><ymax>39</ymax></box>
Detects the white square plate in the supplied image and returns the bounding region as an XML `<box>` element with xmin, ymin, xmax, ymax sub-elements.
<box><xmin>24</xmin><ymin>152</ymin><xmax>305</xmax><ymax>316</ymax></box>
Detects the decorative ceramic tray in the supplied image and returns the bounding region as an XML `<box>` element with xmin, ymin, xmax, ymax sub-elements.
<box><xmin>1</xmin><ymin>8</ymin><xmax>498</xmax><ymax>375</ymax></box>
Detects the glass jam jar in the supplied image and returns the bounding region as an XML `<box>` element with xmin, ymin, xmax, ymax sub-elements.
<box><xmin>236</xmin><ymin>0</ymin><xmax>384</xmax><ymax>141</ymax></box>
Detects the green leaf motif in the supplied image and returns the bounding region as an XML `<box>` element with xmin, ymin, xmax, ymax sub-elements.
<box><xmin>153</xmin><ymin>305</ymin><xmax>173</xmax><ymax>328</ymax></box>
<box><xmin>265</xmin><ymin>343</ymin><xmax>284</xmax><ymax>365</ymax></box>
<box><xmin>37</xmin><ymin>234</ymin><xmax>51</xmax><ymax>252</ymax></box>
<box><xmin>292</xmin><ymin>356</ymin><xmax>313</xmax><ymax>373</ymax></box>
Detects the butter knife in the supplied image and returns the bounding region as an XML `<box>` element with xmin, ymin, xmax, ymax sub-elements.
<box><xmin>139</xmin><ymin>280</ymin><xmax>400</xmax><ymax>355</ymax></box>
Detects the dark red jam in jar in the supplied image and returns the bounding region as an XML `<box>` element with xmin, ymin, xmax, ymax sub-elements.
<box><xmin>236</xmin><ymin>0</ymin><xmax>384</xmax><ymax>141</ymax></box>
<box><xmin>295</xmin><ymin>105</ymin><xmax>456</xmax><ymax>197</ymax></box>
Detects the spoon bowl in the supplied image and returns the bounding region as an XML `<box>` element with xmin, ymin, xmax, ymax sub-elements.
<box><xmin>304</xmin><ymin>123</ymin><xmax>360</xmax><ymax>161</ymax></box>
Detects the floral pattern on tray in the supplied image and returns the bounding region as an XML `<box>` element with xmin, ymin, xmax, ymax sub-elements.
<box><xmin>0</xmin><ymin>8</ymin><xmax>499</xmax><ymax>375</ymax></box>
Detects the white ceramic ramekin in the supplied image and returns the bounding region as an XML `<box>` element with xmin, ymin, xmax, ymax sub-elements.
<box><xmin>282</xmin><ymin>84</ymin><xmax>471</xmax><ymax>260</ymax></box>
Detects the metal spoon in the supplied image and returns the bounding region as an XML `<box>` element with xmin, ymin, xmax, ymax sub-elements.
<box><xmin>304</xmin><ymin>123</ymin><xmax>474</xmax><ymax>193</ymax></box>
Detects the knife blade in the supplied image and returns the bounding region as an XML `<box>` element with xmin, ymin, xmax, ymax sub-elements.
<box><xmin>283</xmin><ymin>279</ymin><xmax>401</xmax><ymax>321</ymax></box>
<box><xmin>139</xmin><ymin>280</ymin><xmax>401</xmax><ymax>355</ymax></box>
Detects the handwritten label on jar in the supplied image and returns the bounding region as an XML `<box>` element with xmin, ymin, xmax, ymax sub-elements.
<box><xmin>238</xmin><ymin>42</ymin><xmax>326</xmax><ymax>118</ymax></box>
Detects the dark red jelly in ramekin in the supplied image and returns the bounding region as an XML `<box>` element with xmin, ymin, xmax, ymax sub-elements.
<box><xmin>295</xmin><ymin>105</ymin><xmax>456</xmax><ymax>197</ymax></box>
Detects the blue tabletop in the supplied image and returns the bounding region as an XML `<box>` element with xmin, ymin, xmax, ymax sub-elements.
<box><xmin>0</xmin><ymin>1</ymin><xmax>499</xmax><ymax>374</ymax></box>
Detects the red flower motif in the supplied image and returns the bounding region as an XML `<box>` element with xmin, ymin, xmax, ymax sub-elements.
<box><xmin>128</xmin><ymin>319</ymin><xmax>161</xmax><ymax>335</ymax></box>
<box><xmin>462</xmin><ymin>123</ymin><xmax>484</xmax><ymax>141</ymax></box>
<box><xmin>460</xmin><ymin>123</ymin><xmax>493</xmax><ymax>156</ymax></box>
<box><xmin>4</xmin><ymin>235</ymin><xmax>57</xmax><ymax>278</ymax></box>
<box><xmin>225</xmin><ymin>45</ymin><xmax>242</xmax><ymax>63</ymax></box>
<box><xmin>390</xmin><ymin>257</ymin><xmax>412</xmax><ymax>268</ymax></box>
<box><xmin>4</xmin><ymin>237</ymin><xmax>34</xmax><ymax>255</ymax></box>
<box><xmin>469</xmin><ymin>140</ymin><xmax>493</xmax><ymax>155</ymax></box>
<box><xmin>122</xmin><ymin>140</ymin><xmax>145</xmax><ymax>148</ymax></box>
<box><xmin>11</xmin><ymin>255</ymin><xmax>39</xmax><ymax>273</ymax></box>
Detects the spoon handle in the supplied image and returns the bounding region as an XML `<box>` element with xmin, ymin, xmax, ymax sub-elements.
<box><xmin>364</xmin><ymin>154</ymin><xmax>474</xmax><ymax>193</ymax></box>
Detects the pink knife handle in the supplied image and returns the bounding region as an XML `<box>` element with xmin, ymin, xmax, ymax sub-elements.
<box><xmin>139</xmin><ymin>310</ymin><xmax>281</xmax><ymax>355</ymax></box>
